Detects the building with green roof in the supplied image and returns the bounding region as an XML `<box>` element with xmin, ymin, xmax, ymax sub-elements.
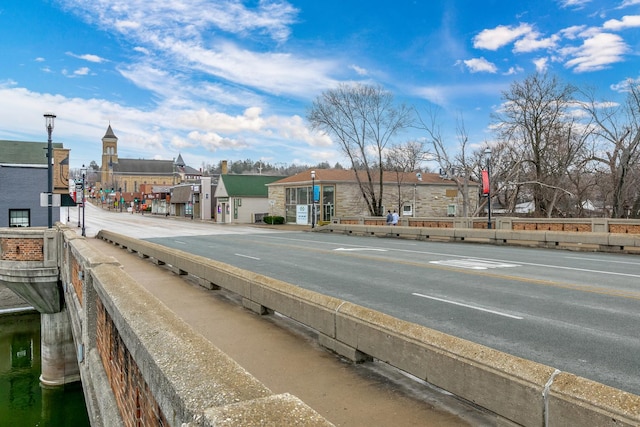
<box><xmin>213</xmin><ymin>174</ymin><xmax>285</xmax><ymax>223</ymax></box>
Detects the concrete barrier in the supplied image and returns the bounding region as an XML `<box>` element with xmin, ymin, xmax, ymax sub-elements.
<box><xmin>95</xmin><ymin>230</ymin><xmax>640</xmax><ymax>426</ymax></box>
<box><xmin>316</xmin><ymin>223</ymin><xmax>640</xmax><ymax>253</ymax></box>
<box><xmin>67</xmin><ymin>231</ymin><xmax>332</xmax><ymax>426</ymax></box>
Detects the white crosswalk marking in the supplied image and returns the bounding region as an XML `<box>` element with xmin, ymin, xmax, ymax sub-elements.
<box><xmin>430</xmin><ymin>259</ymin><xmax>520</xmax><ymax>270</ymax></box>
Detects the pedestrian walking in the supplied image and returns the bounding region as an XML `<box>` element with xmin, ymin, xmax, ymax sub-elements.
<box><xmin>391</xmin><ymin>210</ymin><xmax>399</xmax><ymax>226</ymax></box>
<box><xmin>386</xmin><ymin>210</ymin><xmax>393</xmax><ymax>225</ymax></box>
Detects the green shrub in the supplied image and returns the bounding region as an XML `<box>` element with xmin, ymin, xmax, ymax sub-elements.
<box><xmin>263</xmin><ymin>215</ymin><xmax>285</xmax><ymax>224</ymax></box>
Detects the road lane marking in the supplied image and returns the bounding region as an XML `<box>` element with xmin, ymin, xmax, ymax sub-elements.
<box><xmin>412</xmin><ymin>293</ymin><xmax>524</xmax><ymax>320</ymax></box>
<box><xmin>430</xmin><ymin>259</ymin><xmax>520</xmax><ymax>270</ymax></box>
<box><xmin>334</xmin><ymin>247</ymin><xmax>388</xmax><ymax>252</ymax></box>
<box><xmin>235</xmin><ymin>253</ymin><xmax>261</xmax><ymax>260</ymax></box>
<box><xmin>240</xmin><ymin>237</ymin><xmax>640</xmax><ymax>300</ymax></box>
<box><xmin>565</xmin><ymin>256</ymin><xmax>640</xmax><ymax>265</ymax></box>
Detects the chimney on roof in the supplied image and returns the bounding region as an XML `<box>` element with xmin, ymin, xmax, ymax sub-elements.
<box><xmin>221</xmin><ymin>160</ymin><xmax>228</xmax><ymax>175</ymax></box>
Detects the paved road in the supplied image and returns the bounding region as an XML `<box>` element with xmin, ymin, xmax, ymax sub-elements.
<box><xmin>77</xmin><ymin>204</ymin><xmax>497</xmax><ymax>426</ymax></box>
<box><xmin>76</xmin><ymin>203</ymin><xmax>640</xmax><ymax>396</ymax></box>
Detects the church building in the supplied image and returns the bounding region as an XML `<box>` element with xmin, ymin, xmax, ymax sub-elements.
<box><xmin>98</xmin><ymin>125</ymin><xmax>200</xmax><ymax>194</ymax></box>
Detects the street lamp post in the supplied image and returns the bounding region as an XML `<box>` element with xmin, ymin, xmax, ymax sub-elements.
<box><xmin>484</xmin><ymin>148</ymin><xmax>492</xmax><ymax>229</ymax></box>
<box><xmin>44</xmin><ymin>113</ymin><xmax>56</xmax><ymax>228</ymax></box>
<box><xmin>311</xmin><ymin>170</ymin><xmax>316</xmax><ymax>228</ymax></box>
<box><xmin>81</xmin><ymin>165</ymin><xmax>86</xmax><ymax>237</ymax></box>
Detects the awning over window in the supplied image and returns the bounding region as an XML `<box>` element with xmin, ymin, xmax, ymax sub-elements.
<box><xmin>60</xmin><ymin>193</ymin><xmax>77</xmax><ymax>207</ymax></box>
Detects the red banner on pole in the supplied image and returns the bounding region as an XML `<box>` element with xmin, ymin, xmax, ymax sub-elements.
<box><xmin>482</xmin><ymin>170</ymin><xmax>489</xmax><ymax>195</ymax></box>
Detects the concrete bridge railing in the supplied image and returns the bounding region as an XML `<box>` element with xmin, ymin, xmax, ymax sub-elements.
<box><xmin>96</xmin><ymin>229</ymin><xmax>640</xmax><ymax>427</ymax></box>
<box><xmin>59</xmin><ymin>227</ymin><xmax>333</xmax><ymax>427</ymax></box>
<box><xmin>336</xmin><ymin>216</ymin><xmax>640</xmax><ymax>234</ymax></box>
<box><xmin>321</xmin><ymin>223</ymin><xmax>640</xmax><ymax>253</ymax></box>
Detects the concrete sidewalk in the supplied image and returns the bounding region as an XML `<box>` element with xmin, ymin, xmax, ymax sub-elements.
<box><xmin>86</xmin><ymin>237</ymin><xmax>498</xmax><ymax>426</ymax></box>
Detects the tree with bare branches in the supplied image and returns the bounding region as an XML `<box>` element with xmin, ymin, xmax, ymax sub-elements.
<box><xmin>580</xmin><ymin>82</ymin><xmax>640</xmax><ymax>217</ymax></box>
<box><xmin>307</xmin><ymin>83</ymin><xmax>413</xmax><ymax>216</ymax></box>
<box><xmin>415</xmin><ymin>108</ymin><xmax>479</xmax><ymax>217</ymax></box>
<box><xmin>385</xmin><ymin>140</ymin><xmax>431</xmax><ymax>215</ymax></box>
<box><xmin>492</xmin><ymin>73</ymin><xmax>588</xmax><ymax>217</ymax></box>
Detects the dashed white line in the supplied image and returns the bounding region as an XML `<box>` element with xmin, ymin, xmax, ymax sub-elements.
<box><xmin>235</xmin><ymin>253</ymin><xmax>261</xmax><ymax>260</ymax></box>
<box><xmin>412</xmin><ymin>293</ymin><xmax>523</xmax><ymax>319</ymax></box>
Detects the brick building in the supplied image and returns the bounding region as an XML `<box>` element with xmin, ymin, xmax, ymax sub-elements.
<box><xmin>97</xmin><ymin>125</ymin><xmax>201</xmax><ymax>209</ymax></box>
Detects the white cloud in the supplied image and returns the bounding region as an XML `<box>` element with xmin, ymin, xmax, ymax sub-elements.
<box><xmin>473</xmin><ymin>23</ymin><xmax>533</xmax><ymax>50</ymax></box>
<box><xmin>610</xmin><ymin>77</ymin><xmax>640</xmax><ymax>92</ymax></box>
<box><xmin>503</xmin><ymin>65</ymin><xmax>524</xmax><ymax>75</ymax></box>
<box><xmin>561</xmin><ymin>32</ymin><xmax>629</xmax><ymax>72</ymax></box>
<box><xmin>618</xmin><ymin>0</ymin><xmax>640</xmax><ymax>9</ymax></box>
<box><xmin>172</xmin><ymin>41</ymin><xmax>338</xmax><ymax>98</ymax></box>
<box><xmin>60</xmin><ymin>0</ymin><xmax>298</xmax><ymax>43</ymax></box>
<box><xmin>560</xmin><ymin>25</ymin><xmax>588</xmax><ymax>40</ymax></box>
<box><xmin>559</xmin><ymin>0</ymin><xmax>592</xmax><ymax>9</ymax></box>
<box><xmin>187</xmin><ymin>130</ymin><xmax>249</xmax><ymax>151</ymax></box>
<box><xmin>349</xmin><ymin>64</ymin><xmax>368</xmax><ymax>76</ymax></box>
<box><xmin>463</xmin><ymin>57</ymin><xmax>498</xmax><ymax>73</ymax></box>
<box><xmin>514</xmin><ymin>33</ymin><xmax>559</xmax><ymax>53</ymax></box>
<box><xmin>533</xmin><ymin>57</ymin><xmax>549</xmax><ymax>73</ymax></box>
<box><xmin>603</xmin><ymin>15</ymin><xmax>640</xmax><ymax>30</ymax></box>
<box><xmin>73</xmin><ymin>67</ymin><xmax>91</xmax><ymax>76</ymax></box>
<box><xmin>66</xmin><ymin>52</ymin><xmax>107</xmax><ymax>63</ymax></box>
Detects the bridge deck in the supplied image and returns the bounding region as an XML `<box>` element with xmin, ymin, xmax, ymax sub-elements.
<box><xmin>86</xmin><ymin>237</ymin><xmax>496</xmax><ymax>426</ymax></box>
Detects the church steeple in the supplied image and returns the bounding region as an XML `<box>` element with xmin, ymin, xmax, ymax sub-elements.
<box><xmin>103</xmin><ymin>124</ymin><xmax>117</xmax><ymax>140</ymax></box>
<box><xmin>101</xmin><ymin>123</ymin><xmax>119</xmax><ymax>188</ymax></box>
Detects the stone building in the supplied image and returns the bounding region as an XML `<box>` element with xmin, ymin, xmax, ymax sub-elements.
<box><xmin>267</xmin><ymin>169</ymin><xmax>479</xmax><ymax>224</ymax></box>
<box><xmin>97</xmin><ymin>125</ymin><xmax>200</xmax><ymax>209</ymax></box>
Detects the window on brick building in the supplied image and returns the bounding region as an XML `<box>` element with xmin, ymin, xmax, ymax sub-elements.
<box><xmin>9</xmin><ymin>209</ymin><xmax>30</xmax><ymax>227</ymax></box>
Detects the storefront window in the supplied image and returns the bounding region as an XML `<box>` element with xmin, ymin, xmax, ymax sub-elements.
<box><xmin>322</xmin><ymin>185</ymin><xmax>335</xmax><ymax>222</ymax></box>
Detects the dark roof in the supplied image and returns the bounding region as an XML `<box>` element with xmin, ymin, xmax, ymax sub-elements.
<box><xmin>170</xmin><ymin>184</ymin><xmax>192</xmax><ymax>203</ymax></box>
<box><xmin>112</xmin><ymin>158</ymin><xmax>175</xmax><ymax>175</ymax></box>
<box><xmin>175</xmin><ymin>153</ymin><xmax>185</xmax><ymax>167</ymax></box>
<box><xmin>183</xmin><ymin>165</ymin><xmax>201</xmax><ymax>175</ymax></box>
<box><xmin>0</xmin><ymin>140</ymin><xmax>64</xmax><ymax>165</ymax></box>
<box><xmin>269</xmin><ymin>169</ymin><xmax>473</xmax><ymax>186</ymax></box>
<box><xmin>221</xmin><ymin>175</ymin><xmax>286</xmax><ymax>197</ymax></box>
<box><xmin>103</xmin><ymin>125</ymin><xmax>117</xmax><ymax>139</ymax></box>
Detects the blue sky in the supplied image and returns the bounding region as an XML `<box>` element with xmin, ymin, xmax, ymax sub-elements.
<box><xmin>1</xmin><ymin>0</ymin><xmax>639</xmax><ymax>170</ymax></box>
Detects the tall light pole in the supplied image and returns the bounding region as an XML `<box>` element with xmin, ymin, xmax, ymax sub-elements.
<box><xmin>484</xmin><ymin>147</ymin><xmax>492</xmax><ymax>229</ymax></box>
<box><xmin>44</xmin><ymin>113</ymin><xmax>56</xmax><ymax>228</ymax></box>
<box><xmin>81</xmin><ymin>164</ymin><xmax>86</xmax><ymax>237</ymax></box>
<box><xmin>311</xmin><ymin>170</ymin><xmax>316</xmax><ymax>228</ymax></box>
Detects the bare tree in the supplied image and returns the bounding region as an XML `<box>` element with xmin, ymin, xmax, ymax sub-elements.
<box><xmin>307</xmin><ymin>83</ymin><xmax>413</xmax><ymax>216</ymax></box>
<box><xmin>415</xmin><ymin>108</ymin><xmax>478</xmax><ymax>217</ymax></box>
<box><xmin>492</xmin><ymin>73</ymin><xmax>585</xmax><ymax>217</ymax></box>
<box><xmin>385</xmin><ymin>140</ymin><xmax>431</xmax><ymax>215</ymax></box>
<box><xmin>580</xmin><ymin>82</ymin><xmax>640</xmax><ymax>217</ymax></box>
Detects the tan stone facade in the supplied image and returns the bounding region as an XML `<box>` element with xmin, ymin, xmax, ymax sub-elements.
<box><xmin>267</xmin><ymin>169</ymin><xmax>479</xmax><ymax>223</ymax></box>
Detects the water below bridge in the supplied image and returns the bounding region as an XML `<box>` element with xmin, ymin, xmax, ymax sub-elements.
<box><xmin>0</xmin><ymin>309</ymin><xmax>89</xmax><ymax>426</ymax></box>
